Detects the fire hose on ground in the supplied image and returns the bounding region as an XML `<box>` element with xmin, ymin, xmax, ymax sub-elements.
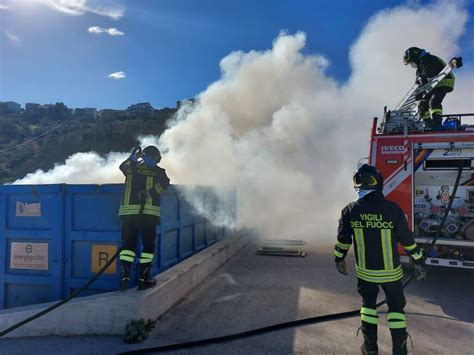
<box><xmin>119</xmin><ymin>164</ymin><xmax>465</xmax><ymax>354</ymax></box>
<box><xmin>0</xmin><ymin>166</ymin><xmax>465</xmax><ymax>354</ymax></box>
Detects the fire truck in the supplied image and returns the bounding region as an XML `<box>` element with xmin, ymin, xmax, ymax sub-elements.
<box><xmin>368</xmin><ymin>57</ymin><xmax>474</xmax><ymax>269</ymax></box>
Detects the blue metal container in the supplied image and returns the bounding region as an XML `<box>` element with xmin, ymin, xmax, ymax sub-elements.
<box><xmin>0</xmin><ymin>183</ymin><xmax>235</xmax><ymax>309</ymax></box>
<box><xmin>63</xmin><ymin>184</ymin><xmax>123</xmax><ymax>298</ymax></box>
<box><xmin>158</xmin><ymin>187</ymin><xmax>181</xmax><ymax>271</ymax></box>
<box><xmin>0</xmin><ymin>185</ymin><xmax>63</xmax><ymax>309</ymax></box>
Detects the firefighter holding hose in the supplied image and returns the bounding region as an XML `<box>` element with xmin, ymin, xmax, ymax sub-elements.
<box><xmin>118</xmin><ymin>145</ymin><xmax>170</xmax><ymax>291</ymax></box>
<box><xmin>334</xmin><ymin>164</ymin><xmax>426</xmax><ymax>355</ymax></box>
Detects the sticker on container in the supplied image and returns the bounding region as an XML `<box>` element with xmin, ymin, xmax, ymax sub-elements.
<box><xmin>16</xmin><ymin>202</ymin><xmax>41</xmax><ymax>217</ymax></box>
<box><xmin>91</xmin><ymin>245</ymin><xmax>117</xmax><ymax>274</ymax></box>
<box><xmin>10</xmin><ymin>242</ymin><xmax>48</xmax><ymax>270</ymax></box>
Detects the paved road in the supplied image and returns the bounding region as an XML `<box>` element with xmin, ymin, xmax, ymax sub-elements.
<box><xmin>1</xmin><ymin>240</ymin><xmax>473</xmax><ymax>354</ymax></box>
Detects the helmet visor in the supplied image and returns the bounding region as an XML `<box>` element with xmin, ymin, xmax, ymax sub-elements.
<box><xmin>353</xmin><ymin>174</ymin><xmax>380</xmax><ymax>189</ymax></box>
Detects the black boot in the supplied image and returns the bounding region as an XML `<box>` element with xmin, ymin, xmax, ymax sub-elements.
<box><xmin>138</xmin><ymin>263</ymin><xmax>157</xmax><ymax>290</ymax></box>
<box><xmin>423</xmin><ymin>118</ymin><xmax>433</xmax><ymax>130</ymax></box>
<box><xmin>120</xmin><ymin>261</ymin><xmax>132</xmax><ymax>291</ymax></box>
<box><xmin>391</xmin><ymin>329</ymin><xmax>408</xmax><ymax>355</ymax></box>
<box><xmin>360</xmin><ymin>326</ymin><xmax>378</xmax><ymax>355</ymax></box>
<box><xmin>432</xmin><ymin>115</ymin><xmax>443</xmax><ymax>131</ymax></box>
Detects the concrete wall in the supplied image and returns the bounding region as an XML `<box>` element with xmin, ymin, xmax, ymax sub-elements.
<box><xmin>0</xmin><ymin>232</ymin><xmax>248</xmax><ymax>338</ymax></box>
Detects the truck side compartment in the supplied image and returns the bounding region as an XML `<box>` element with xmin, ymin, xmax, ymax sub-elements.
<box><xmin>369</xmin><ymin>115</ymin><xmax>474</xmax><ymax>269</ymax></box>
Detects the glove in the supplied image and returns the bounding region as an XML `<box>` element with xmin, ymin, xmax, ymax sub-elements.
<box><xmin>414</xmin><ymin>263</ymin><xmax>426</xmax><ymax>281</ymax></box>
<box><xmin>132</xmin><ymin>146</ymin><xmax>142</xmax><ymax>156</ymax></box>
<box><xmin>416</xmin><ymin>76</ymin><xmax>427</xmax><ymax>86</ymax></box>
<box><xmin>130</xmin><ymin>147</ymin><xmax>142</xmax><ymax>162</ymax></box>
<box><xmin>415</xmin><ymin>92</ymin><xmax>424</xmax><ymax>101</ymax></box>
<box><xmin>336</xmin><ymin>260</ymin><xmax>348</xmax><ymax>275</ymax></box>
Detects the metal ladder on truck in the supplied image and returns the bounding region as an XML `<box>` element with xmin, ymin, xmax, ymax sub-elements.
<box><xmin>396</xmin><ymin>56</ymin><xmax>463</xmax><ymax>113</ymax></box>
<box><xmin>379</xmin><ymin>56</ymin><xmax>463</xmax><ymax>134</ymax></box>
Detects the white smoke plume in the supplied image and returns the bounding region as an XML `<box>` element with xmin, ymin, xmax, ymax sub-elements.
<box><xmin>14</xmin><ymin>152</ymin><xmax>129</xmax><ymax>184</ymax></box>
<box><xmin>159</xmin><ymin>0</ymin><xmax>473</xmax><ymax>240</ymax></box>
<box><xmin>14</xmin><ymin>1</ymin><xmax>473</xmax><ymax>241</ymax></box>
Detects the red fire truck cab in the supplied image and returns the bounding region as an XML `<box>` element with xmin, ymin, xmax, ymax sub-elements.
<box><xmin>369</xmin><ymin>114</ymin><xmax>474</xmax><ymax>269</ymax></box>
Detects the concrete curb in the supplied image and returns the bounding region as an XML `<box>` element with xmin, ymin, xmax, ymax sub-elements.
<box><xmin>0</xmin><ymin>232</ymin><xmax>249</xmax><ymax>338</ymax></box>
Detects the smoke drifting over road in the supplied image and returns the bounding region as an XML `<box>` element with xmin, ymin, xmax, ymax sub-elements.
<box><xmin>15</xmin><ymin>1</ymin><xmax>473</xmax><ymax>241</ymax></box>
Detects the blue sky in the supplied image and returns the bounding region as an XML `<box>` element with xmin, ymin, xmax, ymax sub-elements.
<box><xmin>0</xmin><ymin>0</ymin><xmax>472</xmax><ymax>110</ymax></box>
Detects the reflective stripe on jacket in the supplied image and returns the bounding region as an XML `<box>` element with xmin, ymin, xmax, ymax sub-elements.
<box><xmin>118</xmin><ymin>158</ymin><xmax>170</xmax><ymax>217</ymax></box>
<box><xmin>334</xmin><ymin>191</ymin><xmax>422</xmax><ymax>283</ymax></box>
<box><xmin>417</xmin><ymin>53</ymin><xmax>455</xmax><ymax>89</ymax></box>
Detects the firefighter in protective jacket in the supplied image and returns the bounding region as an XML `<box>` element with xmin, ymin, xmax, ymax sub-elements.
<box><xmin>334</xmin><ymin>164</ymin><xmax>425</xmax><ymax>355</ymax></box>
<box><xmin>403</xmin><ymin>47</ymin><xmax>455</xmax><ymax>130</ymax></box>
<box><xmin>118</xmin><ymin>145</ymin><xmax>170</xmax><ymax>291</ymax></box>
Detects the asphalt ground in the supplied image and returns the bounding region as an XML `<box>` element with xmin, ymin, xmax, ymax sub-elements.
<box><xmin>0</xmin><ymin>239</ymin><xmax>473</xmax><ymax>355</ymax></box>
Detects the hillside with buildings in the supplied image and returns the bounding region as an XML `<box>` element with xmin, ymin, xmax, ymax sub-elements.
<box><xmin>0</xmin><ymin>101</ymin><xmax>180</xmax><ymax>183</ymax></box>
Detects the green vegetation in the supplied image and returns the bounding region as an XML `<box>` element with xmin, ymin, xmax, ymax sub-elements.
<box><xmin>0</xmin><ymin>108</ymin><xmax>176</xmax><ymax>183</ymax></box>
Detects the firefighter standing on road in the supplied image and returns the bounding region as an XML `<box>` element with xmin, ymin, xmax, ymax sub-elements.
<box><xmin>334</xmin><ymin>164</ymin><xmax>426</xmax><ymax>355</ymax></box>
<box><xmin>118</xmin><ymin>145</ymin><xmax>170</xmax><ymax>291</ymax></box>
<box><xmin>403</xmin><ymin>47</ymin><xmax>455</xmax><ymax>131</ymax></box>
